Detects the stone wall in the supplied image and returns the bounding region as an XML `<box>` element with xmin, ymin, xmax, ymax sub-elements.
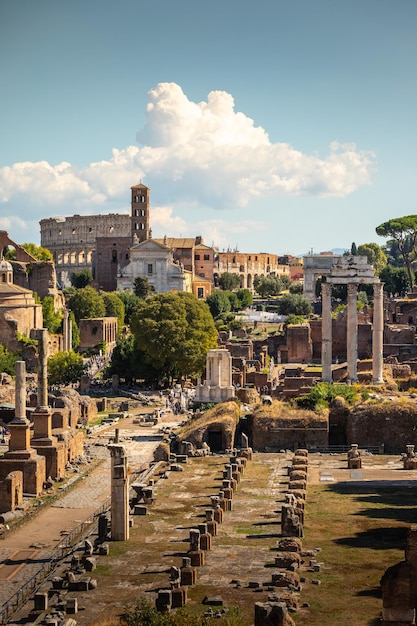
<box><xmin>286</xmin><ymin>325</ymin><xmax>313</xmax><ymax>363</ymax></box>
<box><xmin>347</xmin><ymin>401</ymin><xmax>417</xmax><ymax>453</ymax></box>
<box><xmin>310</xmin><ymin>318</ymin><xmax>373</xmax><ymax>361</ymax></box>
<box><xmin>249</xmin><ymin>403</ymin><xmax>328</xmax><ymax>451</ymax></box>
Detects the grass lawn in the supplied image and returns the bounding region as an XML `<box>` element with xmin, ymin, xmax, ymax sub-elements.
<box><xmin>295</xmin><ymin>479</ymin><xmax>416</xmax><ymax>625</ymax></box>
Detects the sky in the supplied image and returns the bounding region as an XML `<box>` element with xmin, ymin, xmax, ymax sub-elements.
<box><xmin>0</xmin><ymin>0</ymin><xmax>416</xmax><ymax>257</ymax></box>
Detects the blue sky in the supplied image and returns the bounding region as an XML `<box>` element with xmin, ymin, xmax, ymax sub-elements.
<box><xmin>0</xmin><ymin>0</ymin><xmax>416</xmax><ymax>256</ymax></box>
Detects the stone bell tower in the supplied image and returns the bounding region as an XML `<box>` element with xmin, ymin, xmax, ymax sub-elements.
<box><xmin>131</xmin><ymin>183</ymin><xmax>150</xmax><ymax>243</ymax></box>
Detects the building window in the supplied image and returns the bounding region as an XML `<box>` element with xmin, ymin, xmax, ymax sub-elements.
<box><xmin>140</xmin><ymin>209</ymin><xmax>145</xmax><ymax>216</ymax></box>
<box><xmin>197</xmin><ymin>287</ymin><xmax>204</xmax><ymax>298</ymax></box>
<box><xmin>199</xmin><ymin>273</ymin><xmax>205</xmax><ymax>277</ymax></box>
<box><xmin>204</xmin><ymin>254</ymin><xmax>210</xmax><ymax>261</ymax></box>
<box><xmin>195</xmin><ymin>254</ymin><xmax>200</xmax><ymax>260</ymax></box>
<box><xmin>147</xmin><ymin>264</ymin><xmax>153</xmax><ymax>275</ymax></box>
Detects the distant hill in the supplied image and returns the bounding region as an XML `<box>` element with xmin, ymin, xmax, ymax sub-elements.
<box><xmin>297</xmin><ymin>247</ymin><xmax>349</xmax><ymax>258</ymax></box>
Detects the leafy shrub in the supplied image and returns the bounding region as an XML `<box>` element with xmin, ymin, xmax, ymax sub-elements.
<box><xmin>296</xmin><ymin>382</ymin><xmax>358</xmax><ymax>410</ymax></box>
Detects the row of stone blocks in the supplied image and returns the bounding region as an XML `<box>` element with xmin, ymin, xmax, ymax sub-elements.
<box><xmin>253</xmin><ymin>449</ymin><xmax>311</xmax><ymax>626</ymax></box>
<box><xmin>155</xmin><ymin>447</ymin><xmax>252</xmax><ymax>613</ymax></box>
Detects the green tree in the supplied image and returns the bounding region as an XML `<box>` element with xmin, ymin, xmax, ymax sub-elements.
<box><xmin>236</xmin><ymin>288</ymin><xmax>253</xmax><ymax>309</ymax></box>
<box><xmin>278</xmin><ymin>293</ymin><xmax>312</xmax><ymax>316</ymax></box>
<box><xmin>254</xmin><ymin>275</ymin><xmax>283</xmax><ymax>297</ymax></box>
<box><xmin>70</xmin><ymin>311</ymin><xmax>80</xmax><ymax>349</ymax></box>
<box><xmin>0</xmin><ymin>345</ymin><xmax>21</xmax><ymax>375</ymax></box>
<box><xmin>102</xmin><ymin>292</ymin><xmax>125</xmax><ymax>335</ymax></box>
<box><xmin>351</xmin><ymin>242</ymin><xmax>358</xmax><ymax>255</ymax></box>
<box><xmin>133</xmin><ymin>276</ymin><xmax>154</xmax><ymax>299</ymax></box>
<box><xmin>130</xmin><ymin>292</ymin><xmax>217</xmax><ymax>385</ymax></box>
<box><xmin>47</xmin><ymin>351</ymin><xmax>86</xmax><ymax>386</ymax></box>
<box><xmin>206</xmin><ymin>290</ymin><xmax>231</xmax><ymax>318</ymax></box>
<box><xmin>357</xmin><ymin>290</ymin><xmax>369</xmax><ymax>309</ymax></box>
<box><xmin>289</xmin><ymin>282</ymin><xmax>304</xmax><ymax>294</ymax></box>
<box><xmin>4</xmin><ymin>242</ymin><xmax>53</xmax><ymax>261</ymax></box>
<box><xmin>225</xmin><ymin>291</ymin><xmax>240</xmax><ymax>312</ymax></box>
<box><xmin>279</xmin><ymin>275</ymin><xmax>291</xmax><ymax>290</ymax></box>
<box><xmin>116</xmin><ymin>290</ymin><xmax>142</xmax><ymax>324</ymax></box>
<box><xmin>357</xmin><ymin>243</ymin><xmax>387</xmax><ymax>272</ymax></box>
<box><xmin>105</xmin><ymin>334</ymin><xmax>155</xmax><ymax>385</ymax></box>
<box><xmin>218</xmin><ymin>272</ymin><xmax>241</xmax><ymax>291</ymax></box>
<box><xmin>67</xmin><ymin>286</ymin><xmax>106</xmax><ymax>324</ymax></box>
<box><xmin>376</xmin><ymin>215</ymin><xmax>417</xmax><ymax>287</ymax></box>
<box><xmin>379</xmin><ymin>265</ymin><xmax>411</xmax><ymax>296</ymax></box>
<box><xmin>42</xmin><ymin>296</ymin><xmax>64</xmax><ymax>334</ymax></box>
<box><xmin>71</xmin><ymin>268</ymin><xmax>93</xmax><ymax>288</ymax></box>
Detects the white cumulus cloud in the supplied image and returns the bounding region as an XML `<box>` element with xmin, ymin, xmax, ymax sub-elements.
<box><xmin>0</xmin><ymin>82</ymin><xmax>374</xmax><ymax>244</ymax></box>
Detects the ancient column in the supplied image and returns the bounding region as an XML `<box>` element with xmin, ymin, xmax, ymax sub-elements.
<box><xmin>32</xmin><ymin>329</ymin><xmax>52</xmax><ymax>441</ymax></box>
<box><xmin>347</xmin><ymin>283</ymin><xmax>358</xmax><ymax>382</ymax></box>
<box><xmin>8</xmin><ymin>361</ymin><xmax>31</xmax><ymax>451</ymax></box>
<box><xmin>3</xmin><ymin>361</ymin><xmax>47</xmax><ymax>495</ymax></box>
<box><xmin>372</xmin><ymin>282</ymin><xmax>384</xmax><ymax>384</ymax></box>
<box><xmin>321</xmin><ymin>281</ymin><xmax>332</xmax><ymax>383</ymax></box>
<box><xmin>63</xmin><ymin>309</ymin><xmax>69</xmax><ymax>352</ymax></box>
<box><xmin>109</xmin><ymin>444</ymin><xmax>129</xmax><ymax>541</ymax></box>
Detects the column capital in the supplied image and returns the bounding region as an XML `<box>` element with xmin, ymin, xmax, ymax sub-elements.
<box><xmin>321</xmin><ymin>281</ymin><xmax>332</xmax><ymax>295</ymax></box>
<box><xmin>373</xmin><ymin>282</ymin><xmax>384</xmax><ymax>297</ymax></box>
<box><xmin>347</xmin><ymin>283</ymin><xmax>358</xmax><ymax>295</ymax></box>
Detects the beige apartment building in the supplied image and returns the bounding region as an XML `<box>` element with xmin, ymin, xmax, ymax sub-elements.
<box><xmin>215</xmin><ymin>251</ymin><xmax>290</xmax><ymax>291</ymax></box>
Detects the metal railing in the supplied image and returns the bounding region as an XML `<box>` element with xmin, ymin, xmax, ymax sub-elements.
<box><xmin>0</xmin><ymin>497</ymin><xmax>110</xmax><ymax>625</ymax></box>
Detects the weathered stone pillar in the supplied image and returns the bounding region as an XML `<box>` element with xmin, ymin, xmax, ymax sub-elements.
<box><xmin>372</xmin><ymin>282</ymin><xmax>384</xmax><ymax>384</ymax></box>
<box><xmin>347</xmin><ymin>283</ymin><xmax>358</xmax><ymax>382</ymax></box>
<box><xmin>32</xmin><ymin>329</ymin><xmax>52</xmax><ymax>441</ymax></box>
<box><xmin>36</xmin><ymin>329</ymin><xmax>49</xmax><ymax>410</ymax></box>
<box><xmin>109</xmin><ymin>444</ymin><xmax>129</xmax><ymax>541</ymax></box>
<box><xmin>8</xmin><ymin>361</ymin><xmax>31</xmax><ymax>451</ymax></box>
<box><xmin>321</xmin><ymin>282</ymin><xmax>332</xmax><ymax>383</ymax></box>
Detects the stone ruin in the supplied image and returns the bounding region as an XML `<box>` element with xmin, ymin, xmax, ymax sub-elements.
<box><xmin>280</xmin><ymin>450</ymin><xmax>308</xmax><ymax>539</ymax></box>
<box><xmin>402</xmin><ymin>444</ymin><xmax>417</xmax><ymax>470</ymax></box>
<box><xmin>109</xmin><ymin>444</ymin><xmax>129</xmax><ymax>541</ymax></box>
<box><xmin>0</xmin><ymin>329</ymin><xmax>97</xmax><ymax>519</ymax></box>
<box><xmin>381</xmin><ymin>526</ymin><xmax>417</xmax><ymax>625</ymax></box>
<box><xmin>347</xmin><ymin>443</ymin><xmax>362</xmax><ymax>469</ymax></box>
<box><xmin>194</xmin><ymin>348</ymin><xmax>235</xmax><ymax>404</ymax></box>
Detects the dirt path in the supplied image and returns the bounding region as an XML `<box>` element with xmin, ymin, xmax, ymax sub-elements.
<box><xmin>0</xmin><ymin>405</ymin><xmax>180</xmax><ymax>611</ymax></box>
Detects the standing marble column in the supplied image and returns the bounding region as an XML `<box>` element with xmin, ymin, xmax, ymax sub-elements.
<box><xmin>347</xmin><ymin>283</ymin><xmax>358</xmax><ymax>382</ymax></box>
<box><xmin>321</xmin><ymin>282</ymin><xmax>333</xmax><ymax>383</ymax></box>
<box><xmin>372</xmin><ymin>282</ymin><xmax>384</xmax><ymax>384</ymax></box>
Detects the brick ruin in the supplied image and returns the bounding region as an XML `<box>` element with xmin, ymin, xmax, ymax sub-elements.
<box><xmin>0</xmin><ymin>331</ymin><xmax>96</xmax><ymax>514</ymax></box>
